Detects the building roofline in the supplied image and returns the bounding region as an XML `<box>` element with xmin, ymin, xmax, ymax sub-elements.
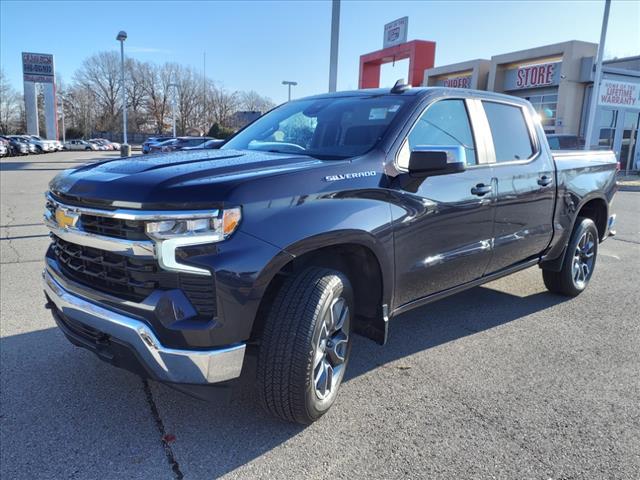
<box><xmin>490</xmin><ymin>40</ymin><xmax>598</xmax><ymax>62</ymax></box>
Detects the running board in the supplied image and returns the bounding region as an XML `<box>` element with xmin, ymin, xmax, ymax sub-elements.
<box><xmin>391</xmin><ymin>258</ymin><xmax>540</xmax><ymax>318</ymax></box>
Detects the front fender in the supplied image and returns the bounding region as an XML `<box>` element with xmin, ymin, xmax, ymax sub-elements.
<box><xmin>241</xmin><ymin>192</ymin><xmax>396</xmax><ymax>307</ymax></box>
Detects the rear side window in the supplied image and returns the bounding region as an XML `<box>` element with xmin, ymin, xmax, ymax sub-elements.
<box><xmin>483</xmin><ymin>101</ymin><xmax>534</xmax><ymax>162</ymax></box>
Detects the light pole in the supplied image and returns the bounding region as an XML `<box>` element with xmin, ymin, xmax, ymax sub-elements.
<box><xmin>116</xmin><ymin>30</ymin><xmax>129</xmax><ymax>156</ymax></box>
<box><xmin>584</xmin><ymin>0</ymin><xmax>611</xmax><ymax>150</ymax></box>
<box><xmin>328</xmin><ymin>0</ymin><xmax>340</xmax><ymax>92</ymax></box>
<box><xmin>282</xmin><ymin>80</ymin><xmax>298</xmax><ymax>102</ymax></box>
<box><xmin>169</xmin><ymin>82</ymin><xmax>179</xmax><ymax>137</ymax></box>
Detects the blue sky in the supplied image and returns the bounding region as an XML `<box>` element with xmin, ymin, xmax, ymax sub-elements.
<box><xmin>1</xmin><ymin>0</ymin><xmax>639</xmax><ymax>104</ymax></box>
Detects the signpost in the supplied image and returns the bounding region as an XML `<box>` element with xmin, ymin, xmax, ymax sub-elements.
<box><xmin>383</xmin><ymin>17</ymin><xmax>408</xmax><ymax>49</ymax></box>
<box><xmin>22</xmin><ymin>52</ymin><xmax>57</xmax><ymax>139</ymax></box>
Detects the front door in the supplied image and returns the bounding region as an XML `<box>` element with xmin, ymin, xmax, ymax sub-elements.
<box><xmin>391</xmin><ymin>99</ymin><xmax>495</xmax><ymax>308</ymax></box>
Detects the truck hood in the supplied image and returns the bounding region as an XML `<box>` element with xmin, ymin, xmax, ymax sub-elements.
<box><xmin>49</xmin><ymin>149</ymin><xmax>329</xmax><ymax>209</ymax></box>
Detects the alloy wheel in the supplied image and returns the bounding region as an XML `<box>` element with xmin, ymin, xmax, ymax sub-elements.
<box><xmin>313</xmin><ymin>296</ymin><xmax>350</xmax><ymax>400</ymax></box>
<box><xmin>572</xmin><ymin>230</ymin><xmax>595</xmax><ymax>289</ymax></box>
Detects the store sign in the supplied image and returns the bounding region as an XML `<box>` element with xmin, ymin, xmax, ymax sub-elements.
<box><xmin>598</xmin><ymin>80</ymin><xmax>640</xmax><ymax>109</ymax></box>
<box><xmin>383</xmin><ymin>17</ymin><xmax>408</xmax><ymax>48</ymax></box>
<box><xmin>22</xmin><ymin>52</ymin><xmax>54</xmax><ymax>83</ymax></box>
<box><xmin>436</xmin><ymin>74</ymin><xmax>471</xmax><ymax>88</ymax></box>
<box><xmin>504</xmin><ymin>61</ymin><xmax>561</xmax><ymax>90</ymax></box>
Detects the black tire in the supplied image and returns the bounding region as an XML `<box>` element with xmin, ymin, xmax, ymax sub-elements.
<box><xmin>257</xmin><ymin>267</ymin><xmax>354</xmax><ymax>424</ymax></box>
<box><xmin>543</xmin><ymin>217</ymin><xmax>598</xmax><ymax>297</ymax></box>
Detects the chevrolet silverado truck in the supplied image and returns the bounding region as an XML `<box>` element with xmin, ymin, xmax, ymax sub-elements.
<box><xmin>43</xmin><ymin>85</ymin><xmax>617</xmax><ymax>424</ymax></box>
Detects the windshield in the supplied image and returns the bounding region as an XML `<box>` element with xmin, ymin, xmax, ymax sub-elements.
<box><xmin>222</xmin><ymin>95</ymin><xmax>411</xmax><ymax>159</ymax></box>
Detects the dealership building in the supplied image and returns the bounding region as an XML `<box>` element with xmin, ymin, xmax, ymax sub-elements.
<box><xmin>423</xmin><ymin>40</ymin><xmax>640</xmax><ymax>170</ymax></box>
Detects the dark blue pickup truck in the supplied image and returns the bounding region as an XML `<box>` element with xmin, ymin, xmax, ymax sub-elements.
<box><xmin>43</xmin><ymin>85</ymin><xmax>617</xmax><ymax>424</ymax></box>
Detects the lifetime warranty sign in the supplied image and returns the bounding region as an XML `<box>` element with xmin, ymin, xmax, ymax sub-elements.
<box><xmin>598</xmin><ymin>80</ymin><xmax>640</xmax><ymax>109</ymax></box>
<box><xmin>22</xmin><ymin>52</ymin><xmax>55</xmax><ymax>84</ymax></box>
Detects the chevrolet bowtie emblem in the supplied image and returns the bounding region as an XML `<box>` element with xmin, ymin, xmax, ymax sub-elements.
<box><xmin>55</xmin><ymin>208</ymin><xmax>79</xmax><ymax>228</ymax></box>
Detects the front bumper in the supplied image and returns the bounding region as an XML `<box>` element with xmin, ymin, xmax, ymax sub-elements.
<box><xmin>43</xmin><ymin>269</ymin><xmax>246</xmax><ymax>384</ymax></box>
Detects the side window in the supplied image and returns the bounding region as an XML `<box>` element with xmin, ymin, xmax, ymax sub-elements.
<box><xmin>482</xmin><ymin>101</ymin><xmax>534</xmax><ymax>162</ymax></box>
<box><xmin>407</xmin><ymin>99</ymin><xmax>477</xmax><ymax>166</ymax></box>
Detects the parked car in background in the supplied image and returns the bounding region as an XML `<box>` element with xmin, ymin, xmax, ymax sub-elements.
<box><xmin>181</xmin><ymin>138</ymin><xmax>225</xmax><ymax>151</ymax></box>
<box><xmin>90</xmin><ymin>139</ymin><xmax>121</xmax><ymax>151</ymax></box>
<box><xmin>88</xmin><ymin>140</ymin><xmax>109</xmax><ymax>151</ymax></box>
<box><xmin>64</xmin><ymin>140</ymin><xmax>98</xmax><ymax>151</ymax></box>
<box><xmin>142</xmin><ymin>136</ymin><xmax>173</xmax><ymax>154</ymax></box>
<box><xmin>89</xmin><ymin>139</ymin><xmax>113</xmax><ymax>150</ymax></box>
<box><xmin>53</xmin><ymin>140</ymin><xmax>64</xmax><ymax>151</ymax></box>
<box><xmin>2</xmin><ymin>136</ymin><xmax>29</xmax><ymax>156</ymax></box>
<box><xmin>0</xmin><ymin>141</ymin><xmax>7</xmax><ymax>157</ymax></box>
<box><xmin>28</xmin><ymin>135</ymin><xmax>57</xmax><ymax>153</ymax></box>
<box><xmin>107</xmin><ymin>140</ymin><xmax>121</xmax><ymax>151</ymax></box>
<box><xmin>10</xmin><ymin>136</ymin><xmax>37</xmax><ymax>154</ymax></box>
<box><xmin>547</xmin><ymin>134</ymin><xmax>583</xmax><ymax>150</ymax></box>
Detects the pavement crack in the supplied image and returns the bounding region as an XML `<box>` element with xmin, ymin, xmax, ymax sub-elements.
<box><xmin>612</xmin><ymin>237</ymin><xmax>640</xmax><ymax>245</ymax></box>
<box><xmin>142</xmin><ymin>379</ymin><xmax>184</xmax><ymax>480</ymax></box>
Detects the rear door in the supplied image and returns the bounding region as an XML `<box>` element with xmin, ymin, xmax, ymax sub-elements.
<box><xmin>391</xmin><ymin>98</ymin><xmax>496</xmax><ymax>307</ymax></box>
<box><xmin>481</xmin><ymin>100</ymin><xmax>555</xmax><ymax>273</ymax></box>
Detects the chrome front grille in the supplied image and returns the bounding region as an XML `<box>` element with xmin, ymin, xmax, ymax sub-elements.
<box><xmin>45</xmin><ymin>194</ymin><xmax>218</xmax><ymax>319</ymax></box>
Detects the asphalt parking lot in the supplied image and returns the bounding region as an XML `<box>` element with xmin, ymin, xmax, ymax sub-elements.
<box><xmin>1</xmin><ymin>150</ymin><xmax>639</xmax><ymax>479</ymax></box>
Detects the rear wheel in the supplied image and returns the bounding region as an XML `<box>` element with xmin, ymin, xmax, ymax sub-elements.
<box><xmin>543</xmin><ymin>217</ymin><xmax>598</xmax><ymax>297</ymax></box>
<box><xmin>257</xmin><ymin>267</ymin><xmax>353</xmax><ymax>424</ymax></box>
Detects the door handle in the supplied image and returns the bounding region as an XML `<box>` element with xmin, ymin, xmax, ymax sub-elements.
<box><xmin>537</xmin><ymin>175</ymin><xmax>553</xmax><ymax>187</ymax></box>
<box><xmin>471</xmin><ymin>183</ymin><xmax>492</xmax><ymax>196</ymax></box>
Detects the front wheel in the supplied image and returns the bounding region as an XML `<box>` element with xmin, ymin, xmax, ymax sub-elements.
<box><xmin>543</xmin><ymin>217</ymin><xmax>598</xmax><ymax>297</ymax></box>
<box><xmin>257</xmin><ymin>267</ymin><xmax>353</xmax><ymax>424</ymax></box>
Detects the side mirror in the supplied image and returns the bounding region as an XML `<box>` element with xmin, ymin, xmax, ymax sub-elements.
<box><xmin>408</xmin><ymin>145</ymin><xmax>467</xmax><ymax>177</ymax></box>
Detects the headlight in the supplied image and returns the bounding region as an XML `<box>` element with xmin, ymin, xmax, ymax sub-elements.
<box><xmin>145</xmin><ymin>208</ymin><xmax>241</xmax><ymax>241</ymax></box>
<box><xmin>145</xmin><ymin>208</ymin><xmax>242</xmax><ymax>276</ymax></box>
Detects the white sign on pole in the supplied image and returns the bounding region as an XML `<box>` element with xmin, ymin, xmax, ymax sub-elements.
<box><xmin>22</xmin><ymin>52</ymin><xmax>55</xmax><ymax>83</ymax></box>
<box><xmin>383</xmin><ymin>17</ymin><xmax>408</xmax><ymax>48</ymax></box>
<box><xmin>597</xmin><ymin>80</ymin><xmax>640</xmax><ymax>109</ymax></box>
<box><xmin>22</xmin><ymin>52</ymin><xmax>58</xmax><ymax>139</ymax></box>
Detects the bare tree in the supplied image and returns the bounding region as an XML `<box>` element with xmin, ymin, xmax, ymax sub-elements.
<box><xmin>141</xmin><ymin>62</ymin><xmax>176</xmax><ymax>133</ymax></box>
<box><xmin>126</xmin><ymin>58</ymin><xmax>149</xmax><ymax>132</ymax></box>
<box><xmin>172</xmin><ymin>65</ymin><xmax>200</xmax><ymax>135</ymax></box>
<box><xmin>208</xmin><ymin>83</ymin><xmax>240</xmax><ymax>128</ymax></box>
<box><xmin>73</xmin><ymin>51</ymin><xmax>122</xmax><ymax>132</ymax></box>
<box><xmin>240</xmin><ymin>90</ymin><xmax>275</xmax><ymax>113</ymax></box>
<box><xmin>0</xmin><ymin>69</ymin><xmax>21</xmax><ymax>134</ymax></box>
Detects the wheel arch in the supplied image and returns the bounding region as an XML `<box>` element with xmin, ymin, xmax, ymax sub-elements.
<box><xmin>541</xmin><ymin>194</ymin><xmax>609</xmax><ymax>272</ymax></box>
<box><xmin>251</xmin><ymin>231</ymin><xmax>392</xmax><ymax>345</ymax></box>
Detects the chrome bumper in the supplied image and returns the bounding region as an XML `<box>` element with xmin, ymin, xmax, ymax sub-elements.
<box><xmin>43</xmin><ymin>269</ymin><xmax>245</xmax><ymax>384</ymax></box>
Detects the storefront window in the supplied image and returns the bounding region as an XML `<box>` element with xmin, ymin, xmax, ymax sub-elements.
<box><xmin>596</xmin><ymin>109</ymin><xmax>617</xmax><ymax>149</ymax></box>
<box><xmin>525</xmin><ymin>94</ymin><xmax>558</xmax><ymax>131</ymax></box>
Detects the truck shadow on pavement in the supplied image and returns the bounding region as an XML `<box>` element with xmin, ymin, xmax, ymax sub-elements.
<box><xmin>1</xmin><ymin>285</ymin><xmax>569</xmax><ymax>478</ymax></box>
